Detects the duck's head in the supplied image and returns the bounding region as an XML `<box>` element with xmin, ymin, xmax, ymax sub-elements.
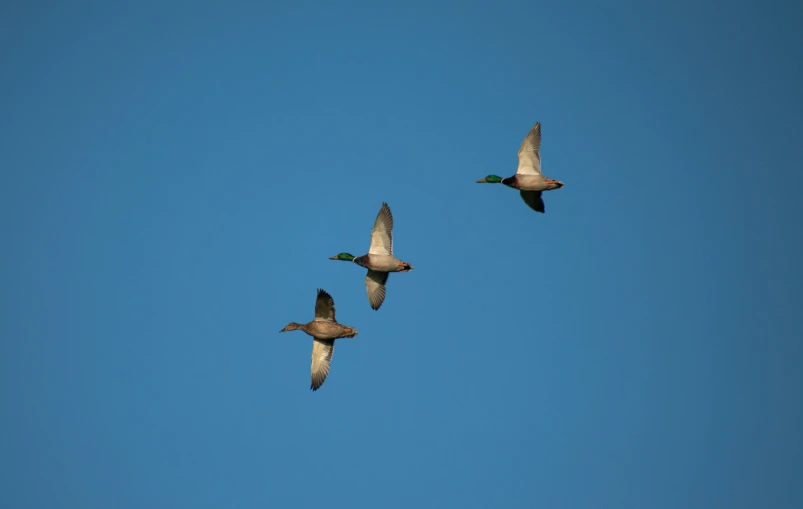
<box><xmin>328</xmin><ymin>253</ymin><xmax>356</xmax><ymax>262</ymax></box>
<box><xmin>476</xmin><ymin>175</ymin><xmax>504</xmax><ymax>183</ymax></box>
<box><xmin>279</xmin><ymin>322</ymin><xmax>303</xmax><ymax>332</ymax></box>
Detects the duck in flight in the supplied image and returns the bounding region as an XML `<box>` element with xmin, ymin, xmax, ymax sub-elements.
<box><xmin>279</xmin><ymin>289</ymin><xmax>358</xmax><ymax>391</ymax></box>
<box><xmin>476</xmin><ymin>121</ymin><xmax>564</xmax><ymax>213</ymax></box>
<box><xmin>329</xmin><ymin>202</ymin><xmax>414</xmax><ymax>310</ymax></box>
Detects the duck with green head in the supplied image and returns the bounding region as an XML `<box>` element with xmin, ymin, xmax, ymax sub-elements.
<box><xmin>477</xmin><ymin>121</ymin><xmax>564</xmax><ymax>213</ymax></box>
<box><xmin>329</xmin><ymin>202</ymin><xmax>414</xmax><ymax>311</ymax></box>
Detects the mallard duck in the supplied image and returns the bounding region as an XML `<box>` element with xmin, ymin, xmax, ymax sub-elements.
<box><xmin>476</xmin><ymin>121</ymin><xmax>564</xmax><ymax>213</ymax></box>
<box><xmin>329</xmin><ymin>202</ymin><xmax>414</xmax><ymax>310</ymax></box>
<box><xmin>279</xmin><ymin>289</ymin><xmax>358</xmax><ymax>391</ymax></box>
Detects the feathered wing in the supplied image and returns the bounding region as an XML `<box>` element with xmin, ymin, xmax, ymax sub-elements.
<box><xmin>516</xmin><ymin>122</ymin><xmax>542</xmax><ymax>176</ymax></box>
<box><xmin>520</xmin><ymin>191</ymin><xmax>545</xmax><ymax>213</ymax></box>
<box><xmin>368</xmin><ymin>202</ymin><xmax>394</xmax><ymax>255</ymax></box>
<box><xmin>310</xmin><ymin>338</ymin><xmax>334</xmax><ymax>391</ymax></box>
<box><xmin>313</xmin><ymin>288</ymin><xmax>336</xmax><ymax>322</ymax></box>
<box><xmin>365</xmin><ymin>270</ymin><xmax>389</xmax><ymax>310</ymax></box>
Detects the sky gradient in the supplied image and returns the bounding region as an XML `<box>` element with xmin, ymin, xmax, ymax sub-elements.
<box><xmin>2</xmin><ymin>1</ymin><xmax>802</xmax><ymax>508</ymax></box>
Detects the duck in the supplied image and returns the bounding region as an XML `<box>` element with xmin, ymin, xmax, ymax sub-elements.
<box><xmin>329</xmin><ymin>202</ymin><xmax>414</xmax><ymax>310</ymax></box>
<box><xmin>279</xmin><ymin>288</ymin><xmax>358</xmax><ymax>391</ymax></box>
<box><xmin>476</xmin><ymin>121</ymin><xmax>564</xmax><ymax>213</ymax></box>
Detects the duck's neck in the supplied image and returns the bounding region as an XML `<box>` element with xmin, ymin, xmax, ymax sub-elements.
<box><xmin>284</xmin><ymin>322</ymin><xmax>309</xmax><ymax>333</ymax></box>
<box><xmin>501</xmin><ymin>175</ymin><xmax>518</xmax><ymax>188</ymax></box>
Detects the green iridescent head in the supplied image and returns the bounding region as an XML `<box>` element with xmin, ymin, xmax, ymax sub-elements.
<box><xmin>476</xmin><ymin>175</ymin><xmax>504</xmax><ymax>183</ymax></box>
<box><xmin>328</xmin><ymin>253</ymin><xmax>356</xmax><ymax>261</ymax></box>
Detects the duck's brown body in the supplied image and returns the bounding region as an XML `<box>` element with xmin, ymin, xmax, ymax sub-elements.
<box><xmin>280</xmin><ymin>320</ymin><xmax>357</xmax><ymax>340</ymax></box>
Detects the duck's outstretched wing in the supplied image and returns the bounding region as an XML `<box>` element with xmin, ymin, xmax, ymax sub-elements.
<box><xmin>516</xmin><ymin>122</ymin><xmax>542</xmax><ymax>176</ymax></box>
<box><xmin>368</xmin><ymin>202</ymin><xmax>394</xmax><ymax>255</ymax></box>
<box><xmin>310</xmin><ymin>338</ymin><xmax>334</xmax><ymax>391</ymax></box>
<box><xmin>520</xmin><ymin>190</ymin><xmax>545</xmax><ymax>213</ymax></box>
<box><xmin>365</xmin><ymin>270</ymin><xmax>389</xmax><ymax>310</ymax></box>
<box><xmin>313</xmin><ymin>288</ymin><xmax>336</xmax><ymax>322</ymax></box>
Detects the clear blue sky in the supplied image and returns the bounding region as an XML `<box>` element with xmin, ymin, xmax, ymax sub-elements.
<box><xmin>2</xmin><ymin>1</ymin><xmax>801</xmax><ymax>508</ymax></box>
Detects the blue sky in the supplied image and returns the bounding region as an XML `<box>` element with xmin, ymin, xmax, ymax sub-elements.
<box><xmin>2</xmin><ymin>1</ymin><xmax>802</xmax><ymax>508</ymax></box>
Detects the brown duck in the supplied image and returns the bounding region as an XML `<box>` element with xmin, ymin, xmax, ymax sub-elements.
<box><xmin>279</xmin><ymin>289</ymin><xmax>358</xmax><ymax>391</ymax></box>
